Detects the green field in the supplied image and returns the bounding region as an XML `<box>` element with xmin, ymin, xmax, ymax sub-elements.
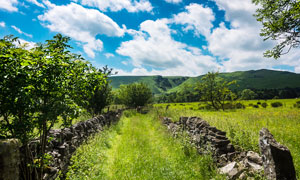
<box><xmin>155</xmin><ymin>99</ymin><xmax>300</xmax><ymax>178</ymax></box>
<box><xmin>64</xmin><ymin>111</ymin><xmax>224</xmax><ymax>180</ymax></box>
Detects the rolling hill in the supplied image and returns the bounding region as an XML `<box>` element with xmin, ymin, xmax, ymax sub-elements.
<box><xmin>109</xmin><ymin>69</ymin><xmax>300</xmax><ymax>94</ymax></box>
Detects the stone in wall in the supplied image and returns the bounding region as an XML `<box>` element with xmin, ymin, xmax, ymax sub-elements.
<box><xmin>259</xmin><ymin>128</ymin><xmax>296</xmax><ymax>180</ymax></box>
<box><xmin>18</xmin><ymin>110</ymin><xmax>123</xmax><ymax>180</ymax></box>
<box><xmin>0</xmin><ymin>139</ymin><xmax>21</xmax><ymax>180</ymax></box>
<box><xmin>162</xmin><ymin>116</ymin><xmax>263</xmax><ymax>179</ymax></box>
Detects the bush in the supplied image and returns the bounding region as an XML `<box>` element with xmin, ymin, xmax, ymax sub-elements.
<box><xmin>235</xmin><ymin>102</ymin><xmax>245</xmax><ymax>109</ymax></box>
<box><xmin>294</xmin><ymin>101</ymin><xmax>300</xmax><ymax>108</ymax></box>
<box><xmin>257</xmin><ymin>102</ymin><xmax>261</xmax><ymax>105</ymax></box>
<box><xmin>271</xmin><ymin>102</ymin><xmax>283</xmax><ymax>108</ymax></box>
<box><xmin>253</xmin><ymin>104</ymin><xmax>259</xmax><ymax>108</ymax></box>
<box><xmin>223</xmin><ymin>103</ymin><xmax>234</xmax><ymax>109</ymax></box>
<box><xmin>248</xmin><ymin>103</ymin><xmax>254</xmax><ymax>107</ymax></box>
<box><xmin>261</xmin><ymin>102</ymin><xmax>268</xmax><ymax>108</ymax></box>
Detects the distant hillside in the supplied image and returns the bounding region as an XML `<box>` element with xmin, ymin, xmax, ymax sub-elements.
<box><xmin>109</xmin><ymin>76</ymin><xmax>188</xmax><ymax>94</ymax></box>
<box><xmin>109</xmin><ymin>69</ymin><xmax>300</xmax><ymax>94</ymax></box>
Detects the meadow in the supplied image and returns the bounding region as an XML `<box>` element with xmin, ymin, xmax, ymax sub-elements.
<box><xmin>64</xmin><ymin>111</ymin><xmax>225</xmax><ymax>180</ymax></box>
<box><xmin>155</xmin><ymin>99</ymin><xmax>300</xmax><ymax>178</ymax></box>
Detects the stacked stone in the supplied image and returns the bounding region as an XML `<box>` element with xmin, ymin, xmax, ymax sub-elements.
<box><xmin>22</xmin><ymin>110</ymin><xmax>122</xmax><ymax>180</ymax></box>
<box><xmin>163</xmin><ymin>116</ymin><xmax>264</xmax><ymax>179</ymax></box>
<box><xmin>259</xmin><ymin>128</ymin><xmax>296</xmax><ymax>180</ymax></box>
<box><xmin>164</xmin><ymin>117</ymin><xmax>235</xmax><ymax>157</ymax></box>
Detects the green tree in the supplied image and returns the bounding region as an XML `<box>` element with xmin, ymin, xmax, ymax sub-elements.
<box><xmin>240</xmin><ymin>89</ymin><xmax>257</xmax><ymax>100</ymax></box>
<box><xmin>253</xmin><ymin>0</ymin><xmax>300</xmax><ymax>59</ymax></box>
<box><xmin>78</xmin><ymin>65</ymin><xmax>113</xmax><ymax>116</ymax></box>
<box><xmin>0</xmin><ymin>34</ymin><xmax>112</xmax><ymax>179</ymax></box>
<box><xmin>0</xmin><ymin>35</ymin><xmax>36</xmax><ymax>141</ymax></box>
<box><xmin>196</xmin><ymin>72</ymin><xmax>236</xmax><ymax>111</ymax></box>
<box><xmin>118</xmin><ymin>83</ymin><xmax>152</xmax><ymax>108</ymax></box>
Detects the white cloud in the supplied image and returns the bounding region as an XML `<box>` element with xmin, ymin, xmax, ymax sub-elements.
<box><xmin>11</xmin><ymin>25</ymin><xmax>33</xmax><ymax>38</ymax></box>
<box><xmin>205</xmin><ymin>0</ymin><xmax>299</xmax><ymax>72</ymax></box>
<box><xmin>76</xmin><ymin>0</ymin><xmax>153</xmax><ymax>13</ymax></box>
<box><xmin>214</xmin><ymin>0</ymin><xmax>257</xmax><ymax>28</ymax></box>
<box><xmin>117</xmin><ymin>19</ymin><xmax>219</xmax><ymax>76</ymax></box>
<box><xmin>165</xmin><ymin>0</ymin><xmax>182</xmax><ymax>4</ymax></box>
<box><xmin>26</xmin><ymin>0</ymin><xmax>45</xmax><ymax>8</ymax></box>
<box><xmin>0</xmin><ymin>21</ymin><xmax>5</xmax><ymax>27</ymax></box>
<box><xmin>105</xmin><ymin>53</ymin><xmax>115</xmax><ymax>58</ymax></box>
<box><xmin>14</xmin><ymin>39</ymin><xmax>36</xmax><ymax>50</ymax></box>
<box><xmin>38</xmin><ymin>2</ymin><xmax>124</xmax><ymax>58</ymax></box>
<box><xmin>0</xmin><ymin>0</ymin><xmax>18</xmax><ymax>12</ymax></box>
<box><xmin>171</xmin><ymin>3</ymin><xmax>215</xmax><ymax>38</ymax></box>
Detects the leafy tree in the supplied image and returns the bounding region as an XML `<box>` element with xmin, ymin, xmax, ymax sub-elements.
<box><xmin>0</xmin><ymin>34</ymin><xmax>112</xmax><ymax>179</ymax></box>
<box><xmin>0</xmin><ymin>35</ymin><xmax>36</xmax><ymax>141</ymax></box>
<box><xmin>196</xmin><ymin>72</ymin><xmax>236</xmax><ymax>111</ymax></box>
<box><xmin>118</xmin><ymin>83</ymin><xmax>152</xmax><ymax>108</ymax></box>
<box><xmin>240</xmin><ymin>89</ymin><xmax>258</xmax><ymax>100</ymax></box>
<box><xmin>253</xmin><ymin>0</ymin><xmax>300</xmax><ymax>59</ymax></box>
<box><xmin>77</xmin><ymin>65</ymin><xmax>113</xmax><ymax>116</ymax></box>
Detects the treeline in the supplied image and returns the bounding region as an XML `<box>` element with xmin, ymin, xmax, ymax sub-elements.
<box><xmin>156</xmin><ymin>86</ymin><xmax>300</xmax><ymax>103</ymax></box>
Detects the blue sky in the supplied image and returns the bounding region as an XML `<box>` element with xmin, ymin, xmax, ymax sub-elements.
<box><xmin>1</xmin><ymin>0</ymin><xmax>300</xmax><ymax>76</ymax></box>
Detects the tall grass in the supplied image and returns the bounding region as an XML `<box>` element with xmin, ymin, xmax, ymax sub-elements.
<box><xmin>155</xmin><ymin>99</ymin><xmax>300</xmax><ymax>178</ymax></box>
<box><xmin>64</xmin><ymin>110</ymin><xmax>224</xmax><ymax>180</ymax></box>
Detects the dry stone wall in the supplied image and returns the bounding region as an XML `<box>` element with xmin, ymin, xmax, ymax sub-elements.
<box><xmin>33</xmin><ymin>110</ymin><xmax>122</xmax><ymax>179</ymax></box>
<box><xmin>162</xmin><ymin>116</ymin><xmax>296</xmax><ymax>180</ymax></box>
<box><xmin>0</xmin><ymin>110</ymin><xmax>122</xmax><ymax>180</ymax></box>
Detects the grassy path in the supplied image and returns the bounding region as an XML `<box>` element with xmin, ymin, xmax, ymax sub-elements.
<box><xmin>64</xmin><ymin>111</ymin><xmax>222</xmax><ymax>180</ymax></box>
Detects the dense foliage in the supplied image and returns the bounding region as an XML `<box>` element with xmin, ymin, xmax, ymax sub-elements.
<box><xmin>196</xmin><ymin>72</ymin><xmax>236</xmax><ymax>111</ymax></box>
<box><xmin>0</xmin><ymin>34</ymin><xmax>112</xmax><ymax>178</ymax></box>
<box><xmin>240</xmin><ymin>89</ymin><xmax>258</xmax><ymax>100</ymax></box>
<box><xmin>253</xmin><ymin>0</ymin><xmax>300</xmax><ymax>59</ymax></box>
<box><xmin>117</xmin><ymin>83</ymin><xmax>152</xmax><ymax>108</ymax></box>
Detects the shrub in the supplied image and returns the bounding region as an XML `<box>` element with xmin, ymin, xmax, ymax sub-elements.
<box><xmin>248</xmin><ymin>103</ymin><xmax>254</xmax><ymax>107</ymax></box>
<box><xmin>261</xmin><ymin>102</ymin><xmax>268</xmax><ymax>108</ymax></box>
<box><xmin>235</xmin><ymin>102</ymin><xmax>245</xmax><ymax>109</ymax></box>
<box><xmin>253</xmin><ymin>105</ymin><xmax>259</xmax><ymax>108</ymax></box>
<box><xmin>294</xmin><ymin>101</ymin><xmax>300</xmax><ymax>108</ymax></box>
<box><xmin>257</xmin><ymin>102</ymin><xmax>261</xmax><ymax>105</ymax></box>
<box><xmin>223</xmin><ymin>103</ymin><xmax>235</xmax><ymax>109</ymax></box>
<box><xmin>271</xmin><ymin>102</ymin><xmax>283</xmax><ymax>108</ymax></box>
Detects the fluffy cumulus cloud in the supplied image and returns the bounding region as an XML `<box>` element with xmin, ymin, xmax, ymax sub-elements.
<box><xmin>11</xmin><ymin>25</ymin><xmax>33</xmax><ymax>38</ymax></box>
<box><xmin>172</xmin><ymin>3</ymin><xmax>215</xmax><ymax>37</ymax></box>
<box><xmin>0</xmin><ymin>0</ymin><xmax>18</xmax><ymax>12</ymax></box>
<box><xmin>117</xmin><ymin>19</ymin><xmax>219</xmax><ymax>76</ymax></box>
<box><xmin>0</xmin><ymin>21</ymin><xmax>5</xmax><ymax>27</ymax></box>
<box><xmin>165</xmin><ymin>0</ymin><xmax>182</xmax><ymax>4</ymax></box>
<box><xmin>76</xmin><ymin>0</ymin><xmax>153</xmax><ymax>12</ymax></box>
<box><xmin>205</xmin><ymin>0</ymin><xmax>300</xmax><ymax>72</ymax></box>
<box><xmin>38</xmin><ymin>2</ymin><xmax>124</xmax><ymax>58</ymax></box>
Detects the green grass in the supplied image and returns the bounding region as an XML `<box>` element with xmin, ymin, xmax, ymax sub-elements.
<box><xmin>154</xmin><ymin>99</ymin><xmax>300</xmax><ymax>178</ymax></box>
<box><xmin>64</xmin><ymin>110</ymin><xmax>224</xmax><ymax>180</ymax></box>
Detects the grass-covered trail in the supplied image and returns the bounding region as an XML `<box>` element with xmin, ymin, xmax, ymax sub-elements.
<box><xmin>64</xmin><ymin>111</ymin><xmax>223</xmax><ymax>180</ymax></box>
